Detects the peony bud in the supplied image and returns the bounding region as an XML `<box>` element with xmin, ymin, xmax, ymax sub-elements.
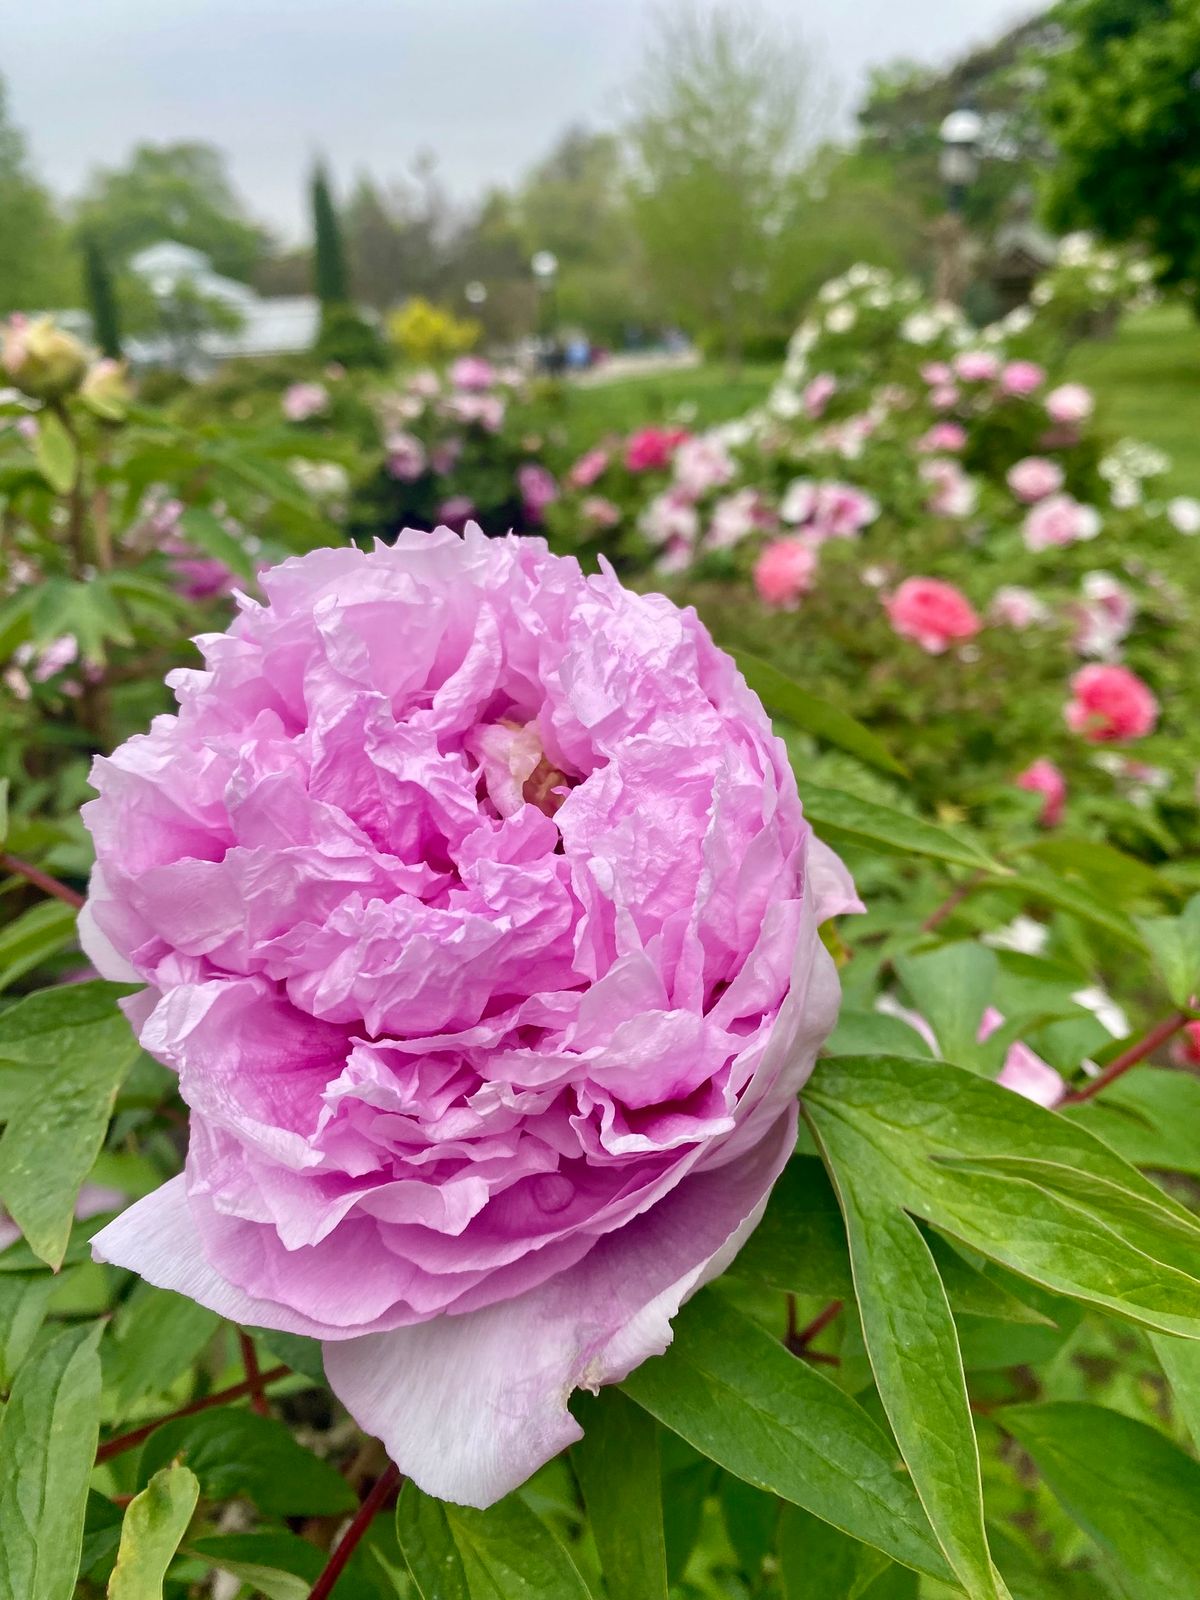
<box><xmin>2</xmin><ymin>315</ymin><xmax>89</xmax><ymax>402</ymax></box>
<box><xmin>80</xmin><ymin>358</ymin><xmax>132</xmax><ymax>422</ymax></box>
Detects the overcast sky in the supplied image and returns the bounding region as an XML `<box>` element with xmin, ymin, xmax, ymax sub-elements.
<box><xmin>7</xmin><ymin>0</ymin><xmax>1034</xmax><ymax>243</ymax></box>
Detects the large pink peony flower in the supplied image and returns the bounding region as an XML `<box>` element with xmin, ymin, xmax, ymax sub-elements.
<box><xmin>1007</xmin><ymin>457</ymin><xmax>1064</xmax><ymax>504</ymax></box>
<box><xmin>1065</xmin><ymin>663</ymin><xmax>1158</xmax><ymax>742</ymax></box>
<box><xmin>885</xmin><ymin>577</ymin><xmax>982</xmax><ymax>654</ymax></box>
<box><xmin>82</xmin><ymin>527</ymin><xmax>855</xmax><ymax>1507</ymax></box>
<box><xmin>1023</xmin><ymin>493</ymin><xmax>1101</xmax><ymax>551</ymax></box>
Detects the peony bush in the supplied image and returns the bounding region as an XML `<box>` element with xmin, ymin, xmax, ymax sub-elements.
<box><xmin>0</xmin><ymin>260</ymin><xmax>1198</xmax><ymax>1600</ymax></box>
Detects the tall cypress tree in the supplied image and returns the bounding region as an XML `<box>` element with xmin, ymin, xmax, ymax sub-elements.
<box><xmin>82</xmin><ymin>234</ymin><xmax>122</xmax><ymax>358</ymax></box>
<box><xmin>311</xmin><ymin>162</ymin><xmax>349</xmax><ymax>307</ymax></box>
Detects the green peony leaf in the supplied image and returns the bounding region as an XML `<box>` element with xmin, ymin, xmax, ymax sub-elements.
<box><xmin>571</xmin><ymin>1389</ymin><xmax>668</xmax><ymax>1600</ymax></box>
<box><xmin>798</xmin><ymin>782</ymin><xmax>1001</xmax><ymax>873</ymax></box>
<box><xmin>1002</xmin><ymin>1402</ymin><xmax>1200</xmax><ymax>1598</ymax></box>
<box><xmin>107</xmin><ymin>1465</ymin><xmax>199</xmax><ymax>1600</ymax></box>
<box><xmin>622</xmin><ymin>1292</ymin><xmax>953</xmax><ymax>1584</ymax></box>
<box><xmin>33</xmin><ymin>411</ymin><xmax>78</xmax><ymax>494</ymax></box>
<box><xmin>732</xmin><ymin>649</ymin><xmax>908</xmax><ymax>777</ymax></box>
<box><xmin>0</xmin><ymin>1322</ymin><xmax>103</xmax><ymax>1600</ymax></box>
<box><xmin>397</xmin><ymin>1481</ymin><xmax>595</xmax><ymax>1598</ymax></box>
<box><xmin>1135</xmin><ymin>893</ymin><xmax>1200</xmax><ymax>1007</ymax></box>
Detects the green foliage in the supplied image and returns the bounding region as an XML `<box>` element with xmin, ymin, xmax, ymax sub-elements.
<box><xmin>0</xmin><ymin>1324</ymin><xmax>102</xmax><ymax>1600</ymax></box>
<box><xmin>311</xmin><ymin>160</ymin><xmax>350</xmax><ymax>307</ymax></box>
<box><xmin>397</xmin><ymin>1482</ymin><xmax>595</xmax><ymax>1597</ymax></box>
<box><xmin>1040</xmin><ymin>0</ymin><xmax>1200</xmax><ymax>309</ymax></box>
<box><xmin>106</xmin><ymin>1465</ymin><xmax>199</xmax><ymax>1600</ymax></box>
<box><xmin>81</xmin><ymin>235</ymin><xmax>123</xmax><ymax>360</ymax></box>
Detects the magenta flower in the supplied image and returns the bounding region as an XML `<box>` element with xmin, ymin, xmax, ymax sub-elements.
<box><xmin>1016</xmin><ymin>758</ymin><xmax>1067</xmax><ymax>827</ymax></box>
<box><xmin>999</xmin><ymin>360</ymin><xmax>1045</xmax><ymax>397</ymax></box>
<box><xmin>920</xmin><ymin>458</ymin><xmax>978</xmax><ymax>517</ymax></box>
<box><xmin>916</xmin><ymin>422</ymin><xmax>967</xmax><ymax>454</ymax></box>
<box><xmin>516</xmin><ymin>463</ymin><xmax>559</xmax><ymax>524</ymax></box>
<box><xmin>385</xmin><ymin>431</ymin><xmax>428</xmax><ymax>482</ymax></box>
<box><xmin>802</xmin><ymin>373</ymin><xmax>837</xmax><ymax>418</ymax></box>
<box><xmin>1065</xmin><ymin>663</ymin><xmax>1158</xmax><ymax>742</ymax></box>
<box><xmin>624</xmin><ymin>426</ymin><xmax>688</xmax><ymax>472</ymax></box>
<box><xmin>81</xmin><ymin>528</ymin><xmax>855</xmax><ymax>1507</ymax></box>
<box><xmin>886</xmin><ymin>577</ymin><xmax>982</xmax><ymax>654</ymax></box>
<box><xmin>953</xmin><ymin>350</ymin><xmax>1001</xmax><ymax>383</ymax></box>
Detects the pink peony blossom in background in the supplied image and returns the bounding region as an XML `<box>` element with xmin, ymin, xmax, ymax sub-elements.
<box><xmin>81</xmin><ymin>527</ymin><xmax>856</xmax><ymax>1507</ymax></box>
<box><xmin>1007</xmin><ymin>457</ymin><xmax>1065</xmax><ymax>503</ymax></box>
<box><xmin>930</xmin><ymin>384</ymin><xmax>960</xmax><ymax>411</ymax></box>
<box><xmin>920</xmin><ymin>458</ymin><xmax>978</xmax><ymax>517</ymax></box>
<box><xmin>673</xmin><ymin>435</ymin><xmax>736</xmax><ymax>498</ymax></box>
<box><xmin>953</xmin><ymin>350</ymin><xmax>1001</xmax><ymax>383</ymax></box>
<box><xmin>1073</xmin><ymin>571</ymin><xmax>1134</xmax><ymax>659</ymax></box>
<box><xmin>886</xmin><ymin>576</ymin><xmax>982</xmax><ymax>654</ymax></box>
<box><xmin>568</xmin><ymin>447</ymin><xmax>610</xmax><ymax>489</ymax></box>
<box><xmin>1045</xmin><ymin>383</ymin><xmax>1094</xmax><ymax>425</ymax></box>
<box><xmin>879</xmin><ymin>999</ymin><xmax>1064</xmax><ymax>1107</ymax></box>
<box><xmin>802</xmin><ymin>373</ymin><xmax>837</xmax><ymax>418</ymax></box>
<box><xmin>407</xmin><ymin>370</ymin><xmax>441</xmax><ymax>399</ymax></box>
<box><xmin>990</xmin><ymin>585</ymin><xmax>1049</xmax><ymax>629</ymax></box>
<box><xmin>706</xmin><ymin>488</ymin><xmax>771</xmax><ymax>550</ymax></box>
<box><xmin>753</xmin><ymin>537</ymin><xmax>819</xmax><ymax>609</ymax></box>
<box><xmin>780</xmin><ymin>479</ymin><xmax>878</xmax><ymax>540</ymax></box>
<box><xmin>920</xmin><ymin>361</ymin><xmax>953</xmax><ymax>386</ymax></box>
<box><xmin>437</xmin><ymin>495</ymin><xmax>476</xmax><ymax>529</ymax></box>
<box><xmin>1065</xmin><ymin>663</ymin><xmax>1158</xmax><ymax>742</ymax></box>
<box><xmin>625</xmin><ymin>426</ymin><xmax>688</xmax><ymax>473</ymax></box>
<box><xmin>429</xmin><ymin>437</ymin><xmax>463</xmax><ymax>477</ymax></box>
<box><xmin>999</xmin><ymin>360</ymin><xmax>1046</xmax><ymax>397</ymax></box>
<box><xmin>517</xmin><ymin>463</ymin><xmax>559</xmax><ymax>525</ymax></box>
<box><xmin>916</xmin><ymin>422</ymin><xmax>967</xmax><ymax>454</ymax></box>
<box><xmin>1016</xmin><ymin>758</ymin><xmax>1067</xmax><ymax>827</ymax></box>
<box><xmin>1023</xmin><ymin>493</ymin><xmax>1101</xmax><ymax>551</ymax></box>
<box><xmin>385</xmin><ymin>431</ymin><xmax>428</xmax><ymax>482</ymax></box>
<box><xmin>449</xmin><ymin>355</ymin><xmax>495</xmax><ymax>390</ymax></box>
<box><xmin>282</xmin><ymin>383</ymin><xmax>329</xmax><ymax>423</ymax></box>
<box><xmin>580</xmin><ymin>495</ymin><xmax>621</xmax><ymax>530</ymax></box>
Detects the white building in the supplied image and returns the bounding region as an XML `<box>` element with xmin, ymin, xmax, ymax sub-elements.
<box><xmin>123</xmin><ymin>242</ymin><xmax>320</xmax><ymax>373</ymax></box>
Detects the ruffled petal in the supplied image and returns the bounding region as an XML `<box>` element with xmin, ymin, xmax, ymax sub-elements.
<box><xmin>322</xmin><ymin>1108</ymin><xmax>795</xmax><ymax>1506</ymax></box>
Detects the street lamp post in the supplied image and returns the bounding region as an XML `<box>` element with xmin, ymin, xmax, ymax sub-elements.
<box><xmin>935</xmin><ymin>108</ymin><xmax>983</xmax><ymax>305</ymax></box>
<box><xmin>531</xmin><ymin>250</ymin><xmax>559</xmax><ymax>370</ymax></box>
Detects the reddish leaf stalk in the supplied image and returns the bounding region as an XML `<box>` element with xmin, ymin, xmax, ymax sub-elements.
<box><xmin>0</xmin><ymin>853</ymin><xmax>85</xmax><ymax>908</ymax></box>
<box><xmin>1061</xmin><ymin>1011</ymin><xmax>1189</xmax><ymax>1104</ymax></box>
<box><xmin>94</xmin><ymin>1364</ymin><xmax>289</xmax><ymax>1463</ymax></box>
<box><xmin>796</xmin><ymin>1297</ymin><xmax>844</xmax><ymax>1347</ymax></box>
<box><xmin>308</xmin><ymin>1462</ymin><xmax>403</xmax><ymax>1600</ymax></box>
<box><xmin>238</xmin><ymin>1328</ymin><xmax>270</xmax><ymax>1417</ymax></box>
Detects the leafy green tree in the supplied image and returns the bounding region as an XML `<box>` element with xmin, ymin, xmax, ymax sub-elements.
<box><xmin>625</xmin><ymin>3</ymin><xmax>825</xmax><ymax>360</ymax></box>
<box><xmin>81</xmin><ymin>235</ymin><xmax>121</xmax><ymax>358</ymax></box>
<box><xmin>310</xmin><ymin>161</ymin><xmax>350</xmax><ymax>307</ymax></box>
<box><xmin>1040</xmin><ymin>0</ymin><xmax>1200</xmax><ymax>308</ymax></box>
<box><xmin>0</xmin><ymin>75</ymin><xmax>75</xmax><ymax>314</ymax></box>
<box><xmin>75</xmin><ymin>143</ymin><xmax>268</xmax><ymax>282</ymax></box>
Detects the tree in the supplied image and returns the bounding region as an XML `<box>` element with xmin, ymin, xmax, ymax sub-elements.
<box><xmin>625</xmin><ymin>3</ymin><xmax>827</xmax><ymax>362</ymax></box>
<box><xmin>1039</xmin><ymin>0</ymin><xmax>1200</xmax><ymax>308</ymax></box>
<box><xmin>311</xmin><ymin>161</ymin><xmax>350</xmax><ymax>307</ymax></box>
<box><xmin>81</xmin><ymin>235</ymin><xmax>121</xmax><ymax>358</ymax></box>
<box><xmin>75</xmin><ymin>142</ymin><xmax>269</xmax><ymax>280</ymax></box>
<box><xmin>0</xmin><ymin>75</ymin><xmax>75</xmax><ymax>314</ymax></box>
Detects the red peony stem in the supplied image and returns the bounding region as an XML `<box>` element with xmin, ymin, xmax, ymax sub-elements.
<box><xmin>94</xmin><ymin>1364</ymin><xmax>290</xmax><ymax>1463</ymax></box>
<box><xmin>1060</xmin><ymin>1011</ymin><xmax>1189</xmax><ymax>1105</ymax></box>
<box><xmin>238</xmin><ymin>1328</ymin><xmax>270</xmax><ymax>1416</ymax></box>
<box><xmin>0</xmin><ymin>853</ymin><xmax>85</xmax><ymax>909</ymax></box>
<box><xmin>308</xmin><ymin>1462</ymin><xmax>403</xmax><ymax>1600</ymax></box>
<box><xmin>796</xmin><ymin>1297</ymin><xmax>844</xmax><ymax>1347</ymax></box>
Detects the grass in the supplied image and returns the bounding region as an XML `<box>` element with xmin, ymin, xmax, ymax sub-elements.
<box><xmin>543</xmin><ymin>304</ymin><xmax>1200</xmax><ymax>495</ymax></box>
<box><xmin>1063</xmin><ymin>302</ymin><xmax>1200</xmax><ymax>495</ymax></box>
<box><xmin>544</xmin><ymin>361</ymin><xmax>777</xmax><ymax>458</ymax></box>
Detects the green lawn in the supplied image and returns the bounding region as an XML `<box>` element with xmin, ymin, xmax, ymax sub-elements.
<box><xmin>543</xmin><ymin>305</ymin><xmax>1199</xmax><ymax>496</ymax></box>
<box><xmin>545</xmin><ymin>361</ymin><xmax>777</xmax><ymax>458</ymax></box>
<box><xmin>1063</xmin><ymin>302</ymin><xmax>1200</xmax><ymax>495</ymax></box>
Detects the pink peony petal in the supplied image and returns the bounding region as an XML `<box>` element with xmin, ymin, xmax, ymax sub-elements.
<box><xmin>323</xmin><ymin>1109</ymin><xmax>796</xmax><ymax>1506</ymax></box>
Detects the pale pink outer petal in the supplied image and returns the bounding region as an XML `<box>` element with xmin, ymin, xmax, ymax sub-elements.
<box><xmin>322</xmin><ymin>1107</ymin><xmax>797</xmax><ymax>1507</ymax></box>
<box><xmin>91</xmin><ymin>1176</ymin><xmax>366</xmax><ymax>1338</ymax></box>
<box><xmin>997</xmin><ymin>1043</ymin><xmax>1065</xmax><ymax>1108</ymax></box>
<box><xmin>807</xmin><ymin>836</ymin><xmax>865</xmax><ymax>920</ymax></box>
<box><xmin>77</xmin><ymin>867</ymin><xmax>141</xmax><ymax>984</ymax></box>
